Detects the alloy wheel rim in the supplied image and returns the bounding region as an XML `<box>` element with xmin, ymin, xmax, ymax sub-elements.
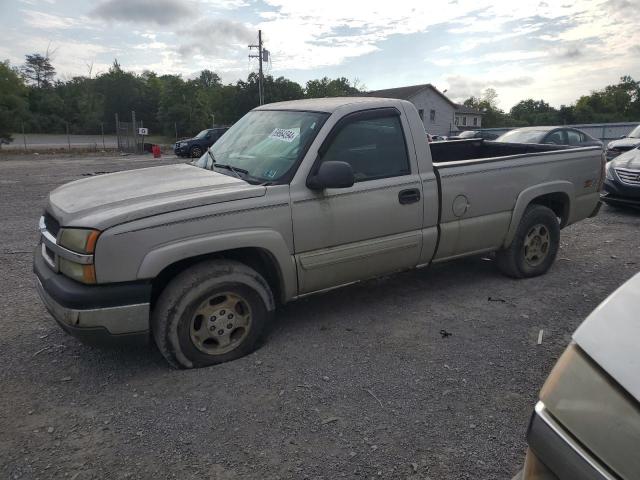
<box><xmin>523</xmin><ymin>224</ymin><xmax>550</xmax><ymax>267</ymax></box>
<box><xmin>189</xmin><ymin>292</ymin><xmax>252</xmax><ymax>355</ymax></box>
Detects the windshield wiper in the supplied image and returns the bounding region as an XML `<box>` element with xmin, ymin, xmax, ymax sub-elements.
<box><xmin>206</xmin><ymin>149</ymin><xmax>248</xmax><ymax>180</ymax></box>
<box><xmin>214</xmin><ymin>162</ymin><xmax>249</xmax><ymax>179</ymax></box>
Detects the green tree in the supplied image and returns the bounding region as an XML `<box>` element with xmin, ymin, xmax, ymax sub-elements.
<box><xmin>0</xmin><ymin>60</ymin><xmax>28</xmax><ymax>142</ymax></box>
<box><xmin>510</xmin><ymin>99</ymin><xmax>560</xmax><ymax>125</ymax></box>
<box><xmin>21</xmin><ymin>53</ymin><xmax>56</xmax><ymax>88</ymax></box>
<box><xmin>305</xmin><ymin>77</ymin><xmax>361</xmax><ymax>98</ymax></box>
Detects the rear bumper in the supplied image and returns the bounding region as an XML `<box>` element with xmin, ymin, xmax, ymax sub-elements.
<box><xmin>524</xmin><ymin>401</ymin><xmax>615</xmax><ymax>480</ymax></box>
<box><xmin>34</xmin><ymin>248</ymin><xmax>151</xmax><ymax>345</ymax></box>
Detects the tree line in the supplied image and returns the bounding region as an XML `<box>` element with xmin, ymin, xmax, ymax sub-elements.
<box><xmin>1</xmin><ymin>53</ymin><xmax>640</xmax><ymax>142</ymax></box>
<box><xmin>0</xmin><ymin>54</ymin><xmax>360</xmax><ymax>142</ymax></box>
<box><xmin>463</xmin><ymin>76</ymin><xmax>640</xmax><ymax>129</ymax></box>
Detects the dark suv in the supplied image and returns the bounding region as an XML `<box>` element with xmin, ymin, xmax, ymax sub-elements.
<box><xmin>174</xmin><ymin>127</ymin><xmax>229</xmax><ymax>158</ymax></box>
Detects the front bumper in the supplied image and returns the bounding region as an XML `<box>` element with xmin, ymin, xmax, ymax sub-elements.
<box><xmin>523</xmin><ymin>402</ymin><xmax>616</xmax><ymax>480</ymax></box>
<box><xmin>174</xmin><ymin>144</ymin><xmax>189</xmax><ymax>156</ymax></box>
<box><xmin>34</xmin><ymin>248</ymin><xmax>151</xmax><ymax>345</ymax></box>
<box><xmin>601</xmin><ymin>175</ymin><xmax>640</xmax><ymax>208</ymax></box>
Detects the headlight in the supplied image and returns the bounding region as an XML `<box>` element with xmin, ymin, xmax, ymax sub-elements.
<box><xmin>59</xmin><ymin>257</ymin><xmax>96</xmax><ymax>284</ymax></box>
<box><xmin>58</xmin><ymin>228</ymin><xmax>100</xmax><ymax>254</ymax></box>
<box><xmin>57</xmin><ymin>228</ymin><xmax>100</xmax><ymax>284</ymax></box>
<box><xmin>605</xmin><ymin>162</ymin><xmax>614</xmax><ymax>181</ymax></box>
<box><xmin>539</xmin><ymin>344</ymin><xmax>640</xmax><ymax>480</ymax></box>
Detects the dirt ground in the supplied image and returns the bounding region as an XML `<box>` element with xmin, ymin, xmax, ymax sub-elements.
<box><xmin>1</xmin><ymin>152</ymin><xmax>639</xmax><ymax>480</ymax></box>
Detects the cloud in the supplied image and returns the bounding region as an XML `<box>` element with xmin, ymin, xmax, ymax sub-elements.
<box><xmin>92</xmin><ymin>0</ymin><xmax>193</xmax><ymax>25</ymax></box>
<box><xmin>176</xmin><ymin>19</ymin><xmax>254</xmax><ymax>58</ymax></box>
<box><xmin>445</xmin><ymin>74</ymin><xmax>535</xmax><ymax>101</ymax></box>
<box><xmin>22</xmin><ymin>10</ymin><xmax>80</xmax><ymax>29</ymax></box>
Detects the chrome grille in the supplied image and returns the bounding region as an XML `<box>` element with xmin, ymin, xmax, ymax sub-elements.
<box><xmin>615</xmin><ymin>168</ymin><xmax>640</xmax><ymax>185</ymax></box>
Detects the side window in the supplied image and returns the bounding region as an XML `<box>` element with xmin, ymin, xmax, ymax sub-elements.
<box><xmin>545</xmin><ymin>130</ymin><xmax>565</xmax><ymax>145</ymax></box>
<box><xmin>566</xmin><ymin>130</ymin><xmax>582</xmax><ymax>145</ymax></box>
<box><xmin>430</xmin><ymin>109</ymin><xmax>436</xmax><ymax>122</ymax></box>
<box><xmin>321</xmin><ymin>115</ymin><xmax>410</xmax><ymax>182</ymax></box>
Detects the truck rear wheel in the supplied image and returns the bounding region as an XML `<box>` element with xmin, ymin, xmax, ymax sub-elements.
<box><xmin>152</xmin><ymin>260</ymin><xmax>274</xmax><ymax>369</ymax></box>
<box><xmin>496</xmin><ymin>205</ymin><xmax>560</xmax><ymax>279</ymax></box>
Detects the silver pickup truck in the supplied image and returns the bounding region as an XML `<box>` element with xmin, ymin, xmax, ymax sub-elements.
<box><xmin>34</xmin><ymin>97</ymin><xmax>604</xmax><ymax>368</ymax></box>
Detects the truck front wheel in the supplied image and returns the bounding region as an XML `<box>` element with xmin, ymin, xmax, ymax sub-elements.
<box><xmin>152</xmin><ymin>260</ymin><xmax>273</xmax><ymax>368</ymax></box>
<box><xmin>496</xmin><ymin>205</ymin><xmax>560</xmax><ymax>279</ymax></box>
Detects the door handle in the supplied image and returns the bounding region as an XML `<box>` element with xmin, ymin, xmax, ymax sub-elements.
<box><xmin>398</xmin><ymin>188</ymin><xmax>421</xmax><ymax>205</ymax></box>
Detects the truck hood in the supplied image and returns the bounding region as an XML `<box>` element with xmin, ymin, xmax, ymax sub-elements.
<box><xmin>573</xmin><ymin>272</ymin><xmax>640</xmax><ymax>402</ymax></box>
<box><xmin>47</xmin><ymin>163</ymin><xmax>266</xmax><ymax>229</ymax></box>
<box><xmin>607</xmin><ymin>137</ymin><xmax>640</xmax><ymax>150</ymax></box>
<box><xmin>610</xmin><ymin>147</ymin><xmax>640</xmax><ymax>169</ymax></box>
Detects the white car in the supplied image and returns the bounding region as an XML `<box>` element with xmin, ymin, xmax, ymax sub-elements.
<box><xmin>516</xmin><ymin>272</ymin><xmax>640</xmax><ymax>479</ymax></box>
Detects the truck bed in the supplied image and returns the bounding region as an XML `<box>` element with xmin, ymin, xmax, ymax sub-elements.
<box><xmin>429</xmin><ymin>139</ymin><xmax>572</xmax><ymax>164</ymax></box>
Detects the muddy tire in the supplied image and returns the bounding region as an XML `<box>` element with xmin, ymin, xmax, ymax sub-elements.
<box><xmin>496</xmin><ymin>205</ymin><xmax>560</xmax><ymax>279</ymax></box>
<box><xmin>152</xmin><ymin>260</ymin><xmax>274</xmax><ymax>369</ymax></box>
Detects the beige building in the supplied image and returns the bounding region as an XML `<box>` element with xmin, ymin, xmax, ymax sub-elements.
<box><xmin>367</xmin><ymin>83</ymin><xmax>458</xmax><ymax>136</ymax></box>
<box><xmin>454</xmin><ymin>105</ymin><xmax>484</xmax><ymax>130</ymax></box>
<box><xmin>368</xmin><ymin>83</ymin><xmax>483</xmax><ymax>135</ymax></box>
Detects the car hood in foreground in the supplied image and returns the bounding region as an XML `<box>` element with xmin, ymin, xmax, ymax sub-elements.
<box><xmin>47</xmin><ymin>164</ymin><xmax>266</xmax><ymax>230</ymax></box>
<box><xmin>609</xmin><ymin>147</ymin><xmax>640</xmax><ymax>169</ymax></box>
<box><xmin>608</xmin><ymin>137</ymin><xmax>640</xmax><ymax>149</ymax></box>
<box><xmin>573</xmin><ymin>272</ymin><xmax>640</xmax><ymax>401</ymax></box>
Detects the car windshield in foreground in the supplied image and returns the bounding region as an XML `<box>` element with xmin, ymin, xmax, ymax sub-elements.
<box><xmin>627</xmin><ymin>125</ymin><xmax>640</xmax><ymax>138</ymax></box>
<box><xmin>194</xmin><ymin>130</ymin><xmax>209</xmax><ymax>139</ymax></box>
<box><xmin>496</xmin><ymin>129</ymin><xmax>548</xmax><ymax>143</ymax></box>
<box><xmin>191</xmin><ymin>110</ymin><xmax>328</xmax><ymax>183</ymax></box>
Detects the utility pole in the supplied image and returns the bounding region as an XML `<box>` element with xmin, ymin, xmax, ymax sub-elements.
<box><xmin>249</xmin><ymin>30</ymin><xmax>268</xmax><ymax>105</ymax></box>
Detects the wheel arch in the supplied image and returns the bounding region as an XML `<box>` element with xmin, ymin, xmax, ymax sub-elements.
<box><xmin>139</xmin><ymin>230</ymin><xmax>297</xmax><ymax>307</ymax></box>
<box><xmin>504</xmin><ymin>182</ymin><xmax>573</xmax><ymax>248</ymax></box>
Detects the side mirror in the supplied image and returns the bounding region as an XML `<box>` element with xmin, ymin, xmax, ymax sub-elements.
<box><xmin>307</xmin><ymin>161</ymin><xmax>355</xmax><ymax>190</ymax></box>
<box><xmin>620</xmin><ymin>135</ymin><xmax>626</xmax><ymax>139</ymax></box>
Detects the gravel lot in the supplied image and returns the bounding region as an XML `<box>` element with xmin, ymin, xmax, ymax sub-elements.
<box><xmin>1</xmin><ymin>153</ymin><xmax>639</xmax><ymax>480</ymax></box>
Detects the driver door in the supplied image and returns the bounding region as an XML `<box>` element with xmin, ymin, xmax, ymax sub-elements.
<box><xmin>290</xmin><ymin>108</ymin><xmax>423</xmax><ymax>294</ymax></box>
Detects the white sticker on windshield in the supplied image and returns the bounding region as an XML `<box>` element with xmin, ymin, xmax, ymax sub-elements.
<box><xmin>269</xmin><ymin>128</ymin><xmax>299</xmax><ymax>143</ymax></box>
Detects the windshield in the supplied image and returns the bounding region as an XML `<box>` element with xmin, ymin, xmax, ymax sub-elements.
<box><xmin>458</xmin><ymin>130</ymin><xmax>476</xmax><ymax>138</ymax></box>
<box><xmin>192</xmin><ymin>110</ymin><xmax>328</xmax><ymax>183</ymax></box>
<box><xmin>496</xmin><ymin>129</ymin><xmax>547</xmax><ymax>143</ymax></box>
<box><xmin>627</xmin><ymin>125</ymin><xmax>640</xmax><ymax>138</ymax></box>
<box><xmin>194</xmin><ymin>130</ymin><xmax>209</xmax><ymax>139</ymax></box>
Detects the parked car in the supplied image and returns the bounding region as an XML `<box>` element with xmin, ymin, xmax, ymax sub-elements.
<box><xmin>448</xmin><ymin>130</ymin><xmax>500</xmax><ymax>141</ymax></box>
<box><xmin>430</xmin><ymin>134</ymin><xmax>447</xmax><ymax>142</ymax></box>
<box><xmin>496</xmin><ymin>127</ymin><xmax>603</xmax><ymax>147</ymax></box>
<box><xmin>605</xmin><ymin>124</ymin><xmax>640</xmax><ymax>160</ymax></box>
<box><xmin>34</xmin><ymin>97</ymin><xmax>603</xmax><ymax>368</ymax></box>
<box><xmin>174</xmin><ymin>127</ymin><xmax>229</xmax><ymax>158</ymax></box>
<box><xmin>515</xmin><ymin>272</ymin><xmax>640</xmax><ymax>480</ymax></box>
<box><xmin>601</xmin><ymin>145</ymin><xmax>640</xmax><ymax>208</ymax></box>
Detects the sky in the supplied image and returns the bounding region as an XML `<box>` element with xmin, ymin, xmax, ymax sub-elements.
<box><xmin>1</xmin><ymin>0</ymin><xmax>639</xmax><ymax>109</ymax></box>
